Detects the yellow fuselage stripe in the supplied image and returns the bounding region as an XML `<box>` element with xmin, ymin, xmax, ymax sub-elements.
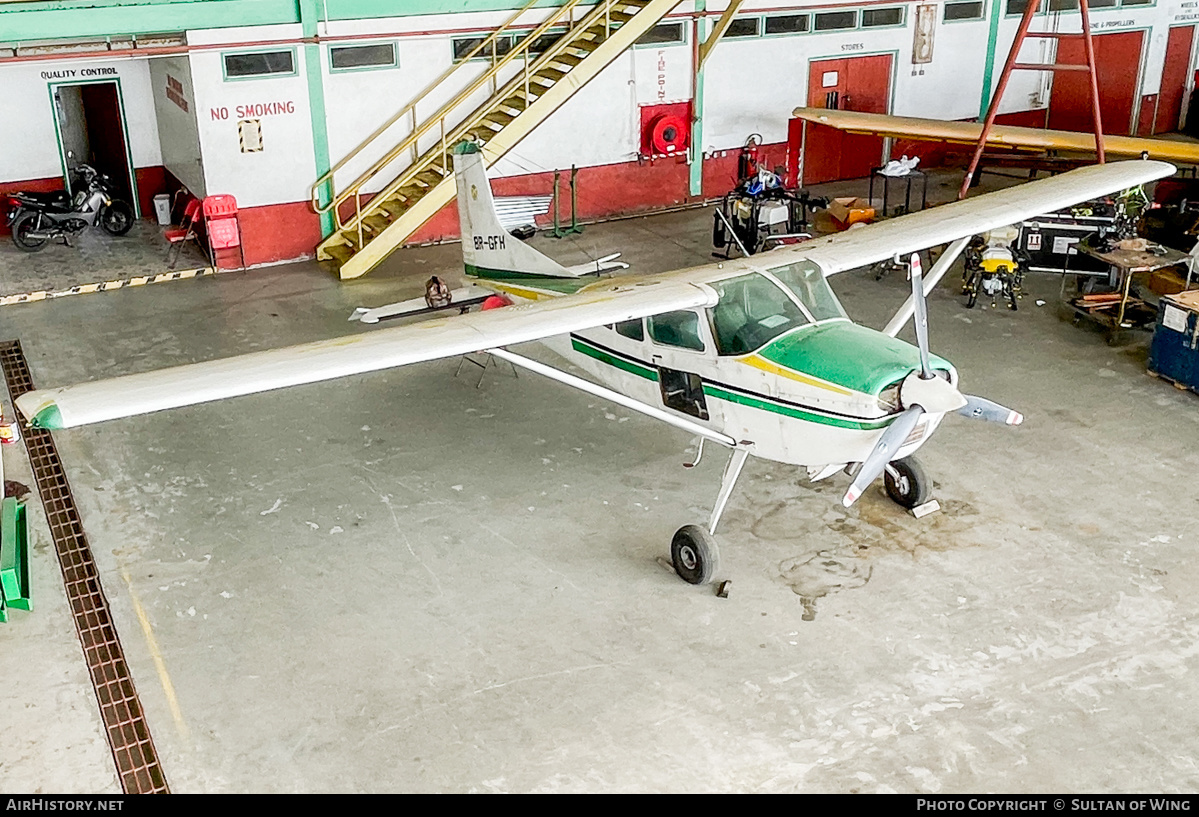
<box><xmin>742</xmin><ymin>355</ymin><xmax>855</xmax><ymax>396</ymax></box>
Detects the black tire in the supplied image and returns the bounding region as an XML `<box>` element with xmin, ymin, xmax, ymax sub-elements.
<box><xmin>11</xmin><ymin>211</ymin><xmax>48</xmax><ymax>252</ymax></box>
<box><xmin>671</xmin><ymin>524</ymin><xmax>719</xmax><ymax>585</ymax></box>
<box><xmin>884</xmin><ymin>456</ymin><xmax>931</xmax><ymax>509</ymax></box>
<box><xmin>98</xmin><ymin>200</ymin><xmax>133</xmax><ymax>236</ymax></box>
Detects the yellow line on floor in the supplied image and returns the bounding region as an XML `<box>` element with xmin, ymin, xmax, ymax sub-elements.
<box><xmin>121</xmin><ymin>567</ymin><xmax>191</xmax><ymax>742</ymax></box>
<box><xmin>0</xmin><ymin>265</ymin><xmax>233</xmax><ymax>307</ymax></box>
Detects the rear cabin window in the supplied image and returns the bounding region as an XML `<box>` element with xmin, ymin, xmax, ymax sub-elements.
<box><xmin>648</xmin><ymin>311</ymin><xmax>705</xmax><ymax>351</ymax></box>
<box><xmin>615</xmin><ymin>319</ymin><xmax>644</xmax><ymax>341</ymax></box>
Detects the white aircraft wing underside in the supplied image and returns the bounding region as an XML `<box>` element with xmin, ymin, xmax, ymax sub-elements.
<box><xmin>17</xmin><ymin>278</ymin><xmax>716</xmax><ymax>429</ymax></box>
<box><xmin>795</xmin><ymin>160</ymin><xmax>1175</xmax><ymax>276</ymax></box>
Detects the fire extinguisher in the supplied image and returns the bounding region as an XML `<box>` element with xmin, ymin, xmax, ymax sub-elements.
<box><xmin>738</xmin><ymin>133</ymin><xmax>763</xmax><ymax>182</ymax></box>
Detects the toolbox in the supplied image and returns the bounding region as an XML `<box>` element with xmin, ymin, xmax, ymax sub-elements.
<box><xmin>1148</xmin><ymin>290</ymin><xmax>1199</xmax><ymax>394</ymax></box>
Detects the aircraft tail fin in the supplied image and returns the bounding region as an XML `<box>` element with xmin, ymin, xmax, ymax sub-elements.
<box><xmin>453</xmin><ymin>142</ymin><xmax>582</xmax><ymax>279</ymax></box>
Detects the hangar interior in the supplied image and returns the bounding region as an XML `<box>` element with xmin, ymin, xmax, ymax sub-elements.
<box><xmin>2</xmin><ymin>0</ymin><xmax>1199</xmax><ymax>794</ymax></box>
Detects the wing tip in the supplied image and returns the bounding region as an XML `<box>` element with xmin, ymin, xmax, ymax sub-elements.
<box><xmin>15</xmin><ymin>396</ymin><xmax>64</xmax><ymax>430</ymax></box>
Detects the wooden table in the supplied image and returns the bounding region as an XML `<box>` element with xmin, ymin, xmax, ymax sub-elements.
<box><xmin>1063</xmin><ymin>241</ymin><xmax>1189</xmax><ymax>344</ymax></box>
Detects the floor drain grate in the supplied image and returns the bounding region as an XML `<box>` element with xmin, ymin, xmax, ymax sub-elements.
<box><xmin>0</xmin><ymin>340</ymin><xmax>169</xmax><ymax>794</ymax></box>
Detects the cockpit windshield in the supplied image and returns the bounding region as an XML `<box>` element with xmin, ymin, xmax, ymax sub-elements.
<box><xmin>709</xmin><ymin>273</ymin><xmax>809</xmax><ymax>355</ymax></box>
<box><xmin>768</xmin><ymin>261</ymin><xmax>848</xmax><ymax>322</ymax></box>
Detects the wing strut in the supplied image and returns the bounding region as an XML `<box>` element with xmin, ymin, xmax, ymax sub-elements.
<box><xmin>883</xmin><ymin>237</ymin><xmax>971</xmax><ymax>338</ymax></box>
<box><xmin>485</xmin><ymin>348</ymin><xmax>736</xmax><ymax>446</ymax></box>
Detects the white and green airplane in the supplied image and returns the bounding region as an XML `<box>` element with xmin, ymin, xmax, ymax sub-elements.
<box><xmin>15</xmin><ymin>144</ymin><xmax>1173</xmax><ymax>585</ymax></box>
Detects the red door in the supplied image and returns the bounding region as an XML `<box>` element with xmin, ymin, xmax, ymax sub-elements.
<box><xmin>800</xmin><ymin>54</ymin><xmax>893</xmax><ymax>185</ymax></box>
<box><xmin>1156</xmin><ymin>25</ymin><xmax>1195</xmax><ymax>134</ymax></box>
<box><xmin>1049</xmin><ymin>31</ymin><xmax>1145</xmax><ymax>137</ymax></box>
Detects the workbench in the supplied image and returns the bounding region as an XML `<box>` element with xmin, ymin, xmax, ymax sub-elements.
<box><xmin>1061</xmin><ymin>240</ymin><xmax>1190</xmax><ymax>345</ymax></box>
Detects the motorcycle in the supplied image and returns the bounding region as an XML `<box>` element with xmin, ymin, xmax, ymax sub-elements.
<box><xmin>6</xmin><ymin>164</ymin><xmax>134</xmax><ymax>252</ymax></box>
<box><xmin>962</xmin><ymin>226</ymin><xmax>1029</xmax><ymax>311</ymax></box>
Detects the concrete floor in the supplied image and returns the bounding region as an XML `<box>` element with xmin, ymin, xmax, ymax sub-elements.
<box><xmin>2</xmin><ymin>175</ymin><xmax>1199</xmax><ymax>793</ymax></box>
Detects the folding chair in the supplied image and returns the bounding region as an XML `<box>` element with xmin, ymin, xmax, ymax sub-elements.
<box><xmin>164</xmin><ymin>198</ymin><xmax>202</xmax><ymax>269</ymax></box>
<box><xmin>202</xmin><ymin>194</ymin><xmax>246</xmax><ymax>270</ymax></box>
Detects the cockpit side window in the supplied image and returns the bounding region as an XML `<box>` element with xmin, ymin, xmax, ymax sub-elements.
<box><xmin>769</xmin><ymin>261</ymin><xmax>848</xmax><ymax>322</ymax></box>
<box><xmin>709</xmin><ymin>273</ymin><xmax>808</xmax><ymax>355</ymax></box>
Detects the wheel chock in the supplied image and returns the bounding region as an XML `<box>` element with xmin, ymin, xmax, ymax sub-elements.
<box><xmin>909</xmin><ymin>499</ymin><xmax>941</xmax><ymax>519</ymax></box>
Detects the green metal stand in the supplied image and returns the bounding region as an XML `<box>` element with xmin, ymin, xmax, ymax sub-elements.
<box><xmin>0</xmin><ymin>496</ymin><xmax>31</xmax><ymax>622</ymax></box>
<box><xmin>551</xmin><ymin>165</ymin><xmax>584</xmax><ymax>238</ymax></box>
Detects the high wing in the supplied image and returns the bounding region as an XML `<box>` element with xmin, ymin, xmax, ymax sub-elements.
<box><xmin>15</xmin><ymin>159</ymin><xmax>1174</xmax><ymax>431</ymax></box>
<box><xmin>793</xmin><ymin>159</ymin><xmax>1175</xmax><ymax>276</ymax></box>
<box><xmin>17</xmin><ymin>278</ymin><xmax>715</xmax><ymax>430</ymax></box>
<box><xmin>791</xmin><ymin>107</ymin><xmax>1199</xmax><ymax>166</ymax></box>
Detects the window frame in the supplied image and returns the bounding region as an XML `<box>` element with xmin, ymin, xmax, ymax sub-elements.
<box><xmin>813</xmin><ymin>10</ymin><xmax>860</xmax><ymax>32</ymax></box>
<box><xmin>943</xmin><ymin>0</ymin><xmax>987</xmax><ymax>22</ymax></box>
<box><xmin>860</xmin><ymin>7</ymin><xmax>907</xmax><ymax>28</ymax></box>
<box><xmin>221</xmin><ymin>47</ymin><xmax>298</xmax><ymax>82</ymax></box>
<box><xmin>328</xmin><ymin>40</ymin><xmax>399</xmax><ymax>74</ymax></box>
<box><xmin>723</xmin><ymin>16</ymin><xmax>763</xmax><ymax>39</ymax></box>
<box><xmin>763</xmin><ymin>13</ymin><xmax>811</xmax><ymax>37</ymax></box>
<box><xmin>635</xmin><ymin>21</ymin><xmax>688</xmax><ymax>48</ymax></box>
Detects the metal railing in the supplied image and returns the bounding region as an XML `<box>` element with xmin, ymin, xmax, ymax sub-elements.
<box><xmin>312</xmin><ymin>0</ymin><xmax>632</xmax><ymax>244</ymax></box>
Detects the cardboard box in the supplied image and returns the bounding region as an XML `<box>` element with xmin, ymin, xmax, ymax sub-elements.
<box><xmin>1148</xmin><ymin>269</ymin><xmax>1189</xmax><ymax>296</ymax></box>
<box><xmin>828</xmin><ymin>197</ymin><xmax>875</xmax><ymax>230</ymax></box>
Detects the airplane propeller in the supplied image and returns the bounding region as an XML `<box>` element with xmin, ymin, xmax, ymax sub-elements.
<box><xmin>842</xmin><ymin>253</ymin><xmax>1023</xmax><ymax>508</ymax></box>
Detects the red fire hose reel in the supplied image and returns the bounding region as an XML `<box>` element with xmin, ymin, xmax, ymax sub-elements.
<box><xmin>648</xmin><ymin>113</ymin><xmax>689</xmax><ymax>155</ymax></box>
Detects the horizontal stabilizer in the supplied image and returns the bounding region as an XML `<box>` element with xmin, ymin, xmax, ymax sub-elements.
<box><xmin>349</xmin><ymin>285</ymin><xmax>494</xmax><ymax>324</ymax></box>
<box><xmin>566</xmin><ymin>253</ymin><xmax>629</xmax><ymax>276</ymax></box>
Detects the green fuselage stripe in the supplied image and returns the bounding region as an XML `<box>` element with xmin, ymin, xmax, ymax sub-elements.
<box><xmin>700</xmin><ymin>384</ymin><xmax>890</xmax><ymax>431</ymax></box>
<box><xmin>571</xmin><ymin>337</ymin><xmax>657</xmax><ymax>380</ymax></box>
<box><xmin>466</xmin><ymin>264</ymin><xmax>592</xmax><ymax>295</ymax></box>
<box><xmin>569</xmin><ymin>335</ymin><xmax>894</xmax><ymax>431</ymax></box>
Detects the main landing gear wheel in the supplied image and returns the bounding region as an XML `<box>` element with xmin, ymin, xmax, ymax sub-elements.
<box><xmin>671</xmin><ymin>524</ymin><xmax>719</xmax><ymax>585</ymax></box>
<box><xmin>884</xmin><ymin>456</ymin><xmax>931</xmax><ymax>509</ymax></box>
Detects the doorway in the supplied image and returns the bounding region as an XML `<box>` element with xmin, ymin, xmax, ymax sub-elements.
<box><xmin>1048</xmin><ymin>30</ymin><xmax>1146</xmax><ymax>138</ymax></box>
<box><xmin>1156</xmin><ymin>25</ymin><xmax>1195</xmax><ymax>135</ymax></box>
<box><xmin>795</xmin><ymin>53</ymin><xmax>894</xmax><ymax>186</ymax></box>
<box><xmin>50</xmin><ymin>80</ymin><xmax>139</xmax><ymax>216</ymax></box>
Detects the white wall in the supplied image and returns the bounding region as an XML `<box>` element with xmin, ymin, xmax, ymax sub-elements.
<box><xmin>184</xmin><ymin>24</ymin><xmax>317</xmax><ymax>208</ymax></box>
<box><xmin>148</xmin><ymin>55</ymin><xmax>205</xmax><ymax>196</ymax></box>
<box><xmin>0</xmin><ymin>55</ymin><xmax>160</xmax><ymax>184</ymax></box>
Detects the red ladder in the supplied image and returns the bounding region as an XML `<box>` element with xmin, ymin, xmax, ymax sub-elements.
<box><xmin>959</xmin><ymin>0</ymin><xmax>1105</xmax><ymax>200</ymax></box>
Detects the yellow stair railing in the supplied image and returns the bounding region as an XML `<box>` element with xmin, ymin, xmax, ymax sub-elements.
<box><xmin>312</xmin><ymin>0</ymin><xmax>680</xmax><ymax>280</ymax></box>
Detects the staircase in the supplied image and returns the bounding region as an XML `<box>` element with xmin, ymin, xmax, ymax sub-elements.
<box><xmin>312</xmin><ymin>0</ymin><xmax>681</xmax><ymax>280</ymax></box>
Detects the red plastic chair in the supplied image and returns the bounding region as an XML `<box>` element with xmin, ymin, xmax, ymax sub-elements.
<box><xmin>164</xmin><ymin>198</ymin><xmax>202</xmax><ymax>269</ymax></box>
<box><xmin>201</xmin><ymin>194</ymin><xmax>245</xmax><ymax>270</ymax></box>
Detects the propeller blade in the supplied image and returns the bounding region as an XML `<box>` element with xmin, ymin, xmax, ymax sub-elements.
<box><xmin>958</xmin><ymin>395</ymin><xmax>1024</xmax><ymax>425</ymax></box>
<box><xmin>843</xmin><ymin>406</ymin><xmax>924</xmax><ymax>507</ymax></box>
<box><xmin>909</xmin><ymin>253</ymin><xmax>932</xmax><ymax>380</ymax></box>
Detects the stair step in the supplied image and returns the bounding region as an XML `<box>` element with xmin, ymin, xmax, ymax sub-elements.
<box><xmin>483</xmin><ymin>110</ymin><xmax>515</xmax><ymax>127</ymax></box>
<box><xmin>325</xmin><ymin>243</ymin><xmax>354</xmax><ymax>265</ymax></box>
<box><xmin>533</xmin><ymin>67</ymin><xmax>567</xmax><ymax>83</ymax></box>
<box><xmin>550</xmin><ymin>52</ymin><xmax>584</xmax><ymax>67</ymax></box>
<box><xmin>415</xmin><ymin>168</ymin><xmax>446</xmax><ymax>186</ymax></box>
<box><xmin>499</xmin><ymin>96</ymin><xmax>529</xmax><ymax>112</ymax></box>
<box><xmin>379</xmin><ymin>199</ymin><xmax>410</xmax><ymax>218</ymax></box>
<box><xmin>362</xmin><ymin>214</ymin><xmax>390</xmax><ymax>234</ymax></box>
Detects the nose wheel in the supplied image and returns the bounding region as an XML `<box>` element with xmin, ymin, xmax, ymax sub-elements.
<box><xmin>883</xmin><ymin>456</ymin><xmax>930</xmax><ymax>509</ymax></box>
